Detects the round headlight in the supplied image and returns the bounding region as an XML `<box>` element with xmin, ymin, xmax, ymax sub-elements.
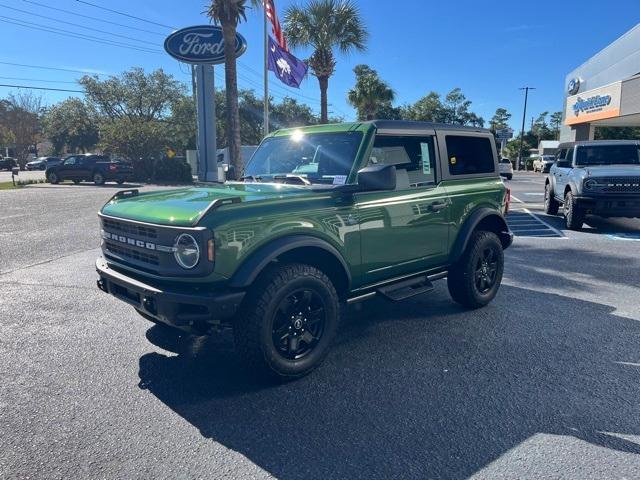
<box><xmin>584</xmin><ymin>179</ymin><xmax>598</xmax><ymax>190</ymax></box>
<box><xmin>174</xmin><ymin>233</ymin><xmax>200</xmax><ymax>269</ymax></box>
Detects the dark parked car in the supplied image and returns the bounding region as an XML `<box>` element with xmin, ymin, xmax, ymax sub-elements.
<box><xmin>46</xmin><ymin>154</ymin><xmax>133</xmax><ymax>185</ymax></box>
<box><xmin>26</xmin><ymin>156</ymin><xmax>61</xmax><ymax>171</ymax></box>
<box><xmin>0</xmin><ymin>157</ymin><xmax>18</xmax><ymax>170</ymax></box>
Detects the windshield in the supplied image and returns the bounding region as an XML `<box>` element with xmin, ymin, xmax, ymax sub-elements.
<box><xmin>575</xmin><ymin>145</ymin><xmax>640</xmax><ymax>166</ymax></box>
<box><xmin>244</xmin><ymin>131</ymin><xmax>363</xmax><ymax>184</ymax></box>
<box><xmin>542</xmin><ymin>155</ymin><xmax>555</xmax><ymax>161</ymax></box>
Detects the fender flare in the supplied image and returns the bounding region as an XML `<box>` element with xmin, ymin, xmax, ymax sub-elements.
<box><xmin>450</xmin><ymin>208</ymin><xmax>511</xmax><ymax>263</ymax></box>
<box><xmin>565</xmin><ymin>181</ymin><xmax>579</xmax><ymax>196</ymax></box>
<box><xmin>229</xmin><ymin>234</ymin><xmax>352</xmax><ymax>289</ymax></box>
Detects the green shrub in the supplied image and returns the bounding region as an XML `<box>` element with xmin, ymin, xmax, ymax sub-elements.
<box><xmin>152</xmin><ymin>156</ymin><xmax>192</xmax><ymax>183</ymax></box>
<box><xmin>131</xmin><ymin>157</ymin><xmax>192</xmax><ymax>183</ymax></box>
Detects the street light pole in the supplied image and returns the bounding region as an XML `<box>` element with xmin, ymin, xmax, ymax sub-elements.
<box><xmin>517</xmin><ymin>86</ymin><xmax>535</xmax><ymax>171</ymax></box>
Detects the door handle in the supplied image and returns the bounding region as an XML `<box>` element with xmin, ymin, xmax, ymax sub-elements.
<box><xmin>428</xmin><ymin>200</ymin><xmax>448</xmax><ymax>212</ymax></box>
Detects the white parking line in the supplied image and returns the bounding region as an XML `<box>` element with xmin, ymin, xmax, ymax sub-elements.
<box><xmin>511</xmin><ymin>195</ymin><xmax>524</xmax><ymax>203</ymax></box>
<box><xmin>522</xmin><ymin>208</ymin><xmax>566</xmax><ymax>237</ymax></box>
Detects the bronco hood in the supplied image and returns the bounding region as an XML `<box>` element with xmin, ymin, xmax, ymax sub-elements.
<box><xmin>583</xmin><ymin>165</ymin><xmax>640</xmax><ymax>177</ymax></box>
<box><xmin>100</xmin><ymin>183</ymin><xmax>318</xmax><ymax>227</ymax></box>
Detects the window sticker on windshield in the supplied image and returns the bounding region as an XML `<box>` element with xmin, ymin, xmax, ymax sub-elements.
<box><xmin>332</xmin><ymin>175</ymin><xmax>347</xmax><ymax>185</ymax></box>
<box><xmin>421</xmin><ymin>143</ymin><xmax>431</xmax><ymax>174</ymax></box>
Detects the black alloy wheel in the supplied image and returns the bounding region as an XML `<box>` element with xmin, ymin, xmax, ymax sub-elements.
<box><xmin>447</xmin><ymin>231</ymin><xmax>504</xmax><ymax>309</ymax></box>
<box><xmin>474</xmin><ymin>247</ymin><xmax>499</xmax><ymax>294</ymax></box>
<box><xmin>271</xmin><ymin>289</ymin><xmax>326</xmax><ymax>360</ymax></box>
<box><xmin>234</xmin><ymin>262</ymin><xmax>341</xmax><ymax>379</ymax></box>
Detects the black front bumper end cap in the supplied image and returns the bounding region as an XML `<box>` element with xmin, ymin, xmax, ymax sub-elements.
<box><xmin>499</xmin><ymin>230</ymin><xmax>514</xmax><ymax>249</ymax></box>
<box><xmin>95</xmin><ymin>257</ymin><xmax>245</xmax><ymax>330</ymax></box>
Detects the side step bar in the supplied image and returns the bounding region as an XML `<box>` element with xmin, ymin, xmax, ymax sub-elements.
<box><xmin>377</xmin><ymin>275</ymin><xmax>434</xmax><ymax>302</ymax></box>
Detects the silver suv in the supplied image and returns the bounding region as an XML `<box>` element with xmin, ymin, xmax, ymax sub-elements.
<box><xmin>544</xmin><ymin>140</ymin><xmax>640</xmax><ymax>229</ymax></box>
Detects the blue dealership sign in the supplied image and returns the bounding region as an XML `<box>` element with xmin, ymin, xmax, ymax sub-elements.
<box><xmin>164</xmin><ymin>25</ymin><xmax>247</xmax><ymax>64</ymax></box>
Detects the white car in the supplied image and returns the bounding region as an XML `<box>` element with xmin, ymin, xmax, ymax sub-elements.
<box><xmin>498</xmin><ymin>158</ymin><xmax>513</xmax><ymax>180</ymax></box>
<box><xmin>533</xmin><ymin>155</ymin><xmax>556</xmax><ymax>173</ymax></box>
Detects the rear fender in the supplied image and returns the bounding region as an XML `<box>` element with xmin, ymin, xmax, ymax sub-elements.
<box><xmin>450</xmin><ymin>208</ymin><xmax>512</xmax><ymax>263</ymax></box>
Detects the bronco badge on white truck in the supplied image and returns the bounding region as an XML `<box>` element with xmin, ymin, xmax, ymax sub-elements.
<box><xmin>544</xmin><ymin>140</ymin><xmax>640</xmax><ymax>230</ymax></box>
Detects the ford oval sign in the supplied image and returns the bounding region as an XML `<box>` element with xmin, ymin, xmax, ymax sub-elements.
<box><xmin>164</xmin><ymin>25</ymin><xmax>247</xmax><ymax>65</ymax></box>
<box><xmin>567</xmin><ymin>77</ymin><xmax>581</xmax><ymax>96</ymax></box>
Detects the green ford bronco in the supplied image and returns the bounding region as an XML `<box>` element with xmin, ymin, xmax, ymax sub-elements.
<box><xmin>96</xmin><ymin>120</ymin><xmax>513</xmax><ymax>378</ymax></box>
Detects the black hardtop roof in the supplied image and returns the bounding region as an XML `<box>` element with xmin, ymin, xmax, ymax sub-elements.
<box><xmin>558</xmin><ymin>140</ymin><xmax>640</xmax><ymax>148</ymax></box>
<box><xmin>367</xmin><ymin>119</ymin><xmax>491</xmax><ymax>134</ymax></box>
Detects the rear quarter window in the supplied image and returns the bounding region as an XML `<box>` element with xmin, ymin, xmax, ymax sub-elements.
<box><xmin>446</xmin><ymin>135</ymin><xmax>495</xmax><ymax>176</ymax></box>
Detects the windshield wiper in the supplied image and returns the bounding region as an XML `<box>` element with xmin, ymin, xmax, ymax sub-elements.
<box><xmin>273</xmin><ymin>175</ymin><xmax>312</xmax><ymax>185</ymax></box>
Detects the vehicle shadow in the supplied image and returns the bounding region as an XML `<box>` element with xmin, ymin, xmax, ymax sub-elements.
<box><xmin>533</xmin><ymin>210</ymin><xmax>640</xmax><ymax>234</ymax></box>
<box><xmin>137</xmin><ymin>285</ymin><xmax>640</xmax><ymax>479</ymax></box>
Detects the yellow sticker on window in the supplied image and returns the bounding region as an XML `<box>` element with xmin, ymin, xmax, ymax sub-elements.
<box><xmin>450</xmin><ymin>156</ymin><xmax>457</xmax><ymax>165</ymax></box>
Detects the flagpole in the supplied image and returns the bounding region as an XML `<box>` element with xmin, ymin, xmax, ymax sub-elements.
<box><xmin>263</xmin><ymin>2</ymin><xmax>269</xmax><ymax>138</ymax></box>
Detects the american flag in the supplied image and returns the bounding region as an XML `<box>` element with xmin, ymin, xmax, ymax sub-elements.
<box><xmin>265</xmin><ymin>0</ymin><xmax>288</xmax><ymax>52</ymax></box>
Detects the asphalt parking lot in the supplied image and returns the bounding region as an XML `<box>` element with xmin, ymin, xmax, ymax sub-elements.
<box><xmin>1</xmin><ymin>174</ymin><xmax>640</xmax><ymax>479</ymax></box>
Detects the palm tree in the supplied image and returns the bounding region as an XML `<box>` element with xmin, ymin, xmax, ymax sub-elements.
<box><xmin>206</xmin><ymin>0</ymin><xmax>259</xmax><ymax>179</ymax></box>
<box><xmin>347</xmin><ymin>65</ymin><xmax>395</xmax><ymax>121</ymax></box>
<box><xmin>284</xmin><ymin>0</ymin><xmax>368</xmax><ymax>124</ymax></box>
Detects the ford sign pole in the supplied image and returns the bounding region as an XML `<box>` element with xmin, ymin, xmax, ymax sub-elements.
<box><xmin>164</xmin><ymin>26</ymin><xmax>247</xmax><ymax>183</ymax></box>
<box><xmin>263</xmin><ymin>3</ymin><xmax>269</xmax><ymax>138</ymax></box>
<box><xmin>195</xmin><ymin>65</ymin><xmax>217</xmax><ymax>182</ymax></box>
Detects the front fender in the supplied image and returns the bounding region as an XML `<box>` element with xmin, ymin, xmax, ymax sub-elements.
<box><xmin>229</xmin><ymin>234</ymin><xmax>352</xmax><ymax>289</ymax></box>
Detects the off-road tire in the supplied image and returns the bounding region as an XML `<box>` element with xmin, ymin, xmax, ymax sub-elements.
<box><xmin>564</xmin><ymin>191</ymin><xmax>584</xmax><ymax>230</ymax></box>
<box><xmin>93</xmin><ymin>172</ymin><xmax>105</xmax><ymax>185</ymax></box>
<box><xmin>447</xmin><ymin>231</ymin><xmax>504</xmax><ymax>309</ymax></box>
<box><xmin>47</xmin><ymin>172</ymin><xmax>59</xmax><ymax>184</ymax></box>
<box><xmin>234</xmin><ymin>263</ymin><xmax>341</xmax><ymax>379</ymax></box>
<box><xmin>544</xmin><ymin>183</ymin><xmax>560</xmax><ymax>215</ymax></box>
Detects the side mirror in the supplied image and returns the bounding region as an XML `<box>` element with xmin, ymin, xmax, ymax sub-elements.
<box><xmin>357</xmin><ymin>164</ymin><xmax>396</xmax><ymax>191</ymax></box>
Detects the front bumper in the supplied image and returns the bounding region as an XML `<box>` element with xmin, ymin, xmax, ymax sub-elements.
<box><xmin>96</xmin><ymin>257</ymin><xmax>244</xmax><ymax>333</ymax></box>
<box><xmin>575</xmin><ymin>195</ymin><xmax>640</xmax><ymax>218</ymax></box>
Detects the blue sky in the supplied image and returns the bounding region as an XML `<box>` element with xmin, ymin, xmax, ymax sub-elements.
<box><xmin>1</xmin><ymin>0</ymin><xmax>639</xmax><ymax>132</ymax></box>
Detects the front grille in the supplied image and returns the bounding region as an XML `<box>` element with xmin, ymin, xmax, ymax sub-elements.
<box><xmin>100</xmin><ymin>215</ymin><xmax>211</xmax><ymax>277</ymax></box>
<box><xmin>102</xmin><ymin>217</ymin><xmax>157</xmax><ymax>239</ymax></box>
<box><xmin>104</xmin><ymin>241</ymin><xmax>159</xmax><ymax>265</ymax></box>
<box><xmin>599</xmin><ymin>177</ymin><xmax>640</xmax><ymax>194</ymax></box>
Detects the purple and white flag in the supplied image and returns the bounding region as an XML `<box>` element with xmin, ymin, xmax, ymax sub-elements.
<box><xmin>267</xmin><ymin>35</ymin><xmax>308</xmax><ymax>88</ymax></box>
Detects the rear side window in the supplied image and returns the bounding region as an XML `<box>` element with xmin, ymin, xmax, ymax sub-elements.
<box><xmin>446</xmin><ymin>136</ymin><xmax>495</xmax><ymax>176</ymax></box>
<box><xmin>368</xmin><ymin>135</ymin><xmax>437</xmax><ymax>189</ymax></box>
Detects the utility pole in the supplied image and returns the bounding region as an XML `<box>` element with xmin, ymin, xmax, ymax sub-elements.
<box><xmin>517</xmin><ymin>86</ymin><xmax>535</xmax><ymax>171</ymax></box>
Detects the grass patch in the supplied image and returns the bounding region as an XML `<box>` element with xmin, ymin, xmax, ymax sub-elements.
<box><xmin>0</xmin><ymin>178</ymin><xmax>48</xmax><ymax>190</ymax></box>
